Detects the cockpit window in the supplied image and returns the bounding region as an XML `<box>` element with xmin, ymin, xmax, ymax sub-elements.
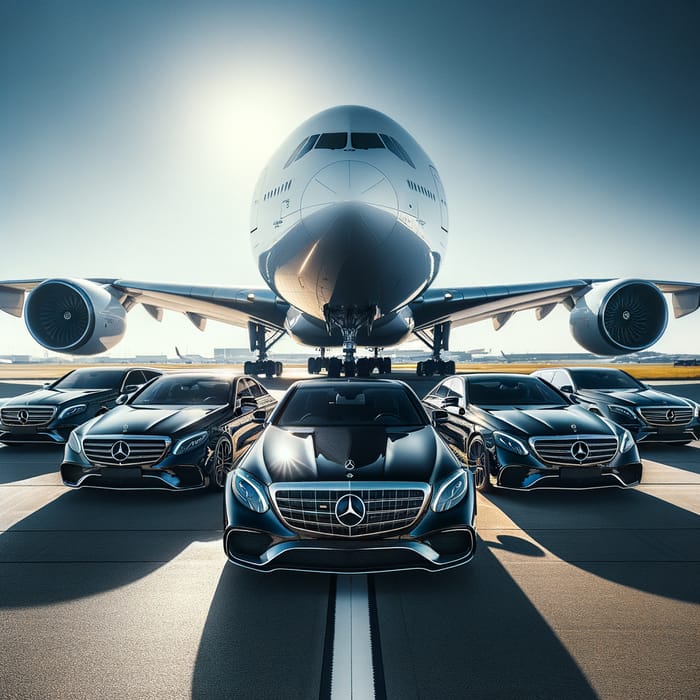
<box><xmin>314</xmin><ymin>132</ymin><xmax>347</xmax><ymax>149</ymax></box>
<box><xmin>350</xmin><ymin>133</ymin><xmax>385</xmax><ymax>149</ymax></box>
<box><xmin>284</xmin><ymin>134</ymin><xmax>319</xmax><ymax>168</ymax></box>
<box><xmin>380</xmin><ymin>133</ymin><xmax>415</xmax><ymax>168</ymax></box>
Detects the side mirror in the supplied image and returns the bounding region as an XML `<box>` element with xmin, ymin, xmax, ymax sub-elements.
<box><xmin>43</xmin><ymin>381</ymin><xmax>52</xmax><ymax>389</ymax></box>
<box><xmin>123</xmin><ymin>384</ymin><xmax>141</xmax><ymax>394</ymax></box>
<box><xmin>237</xmin><ymin>397</ymin><xmax>258</xmax><ymax>415</ymax></box>
<box><xmin>252</xmin><ymin>409</ymin><xmax>267</xmax><ymax>424</ymax></box>
<box><xmin>115</xmin><ymin>394</ymin><xmax>129</xmax><ymax>406</ymax></box>
<box><xmin>560</xmin><ymin>385</ymin><xmax>574</xmax><ymax>394</ymax></box>
<box><xmin>432</xmin><ymin>409</ymin><xmax>449</xmax><ymax>426</ymax></box>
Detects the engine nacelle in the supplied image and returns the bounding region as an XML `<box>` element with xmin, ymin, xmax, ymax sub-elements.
<box><xmin>25</xmin><ymin>279</ymin><xmax>127</xmax><ymax>355</ymax></box>
<box><xmin>570</xmin><ymin>279</ymin><xmax>668</xmax><ymax>355</ymax></box>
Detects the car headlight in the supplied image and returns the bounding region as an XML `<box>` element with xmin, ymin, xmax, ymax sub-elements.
<box><xmin>619</xmin><ymin>429</ymin><xmax>636</xmax><ymax>453</ymax></box>
<box><xmin>172</xmin><ymin>431</ymin><xmax>209</xmax><ymax>455</ymax></box>
<box><xmin>609</xmin><ymin>405</ymin><xmax>638</xmax><ymax>421</ymax></box>
<box><xmin>233</xmin><ymin>470</ymin><xmax>269</xmax><ymax>513</ymax></box>
<box><xmin>67</xmin><ymin>430</ymin><xmax>82</xmax><ymax>454</ymax></box>
<box><xmin>58</xmin><ymin>404</ymin><xmax>87</xmax><ymax>420</ymax></box>
<box><xmin>431</xmin><ymin>470</ymin><xmax>468</xmax><ymax>513</ymax></box>
<box><xmin>693</xmin><ymin>402</ymin><xmax>700</xmax><ymax>419</ymax></box>
<box><xmin>493</xmin><ymin>431</ymin><xmax>528</xmax><ymax>456</ymax></box>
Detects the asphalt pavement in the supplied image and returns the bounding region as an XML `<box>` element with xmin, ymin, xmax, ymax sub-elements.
<box><xmin>0</xmin><ymin>374</ymin><xmax>698</xmax><ymax>699</ymax></box>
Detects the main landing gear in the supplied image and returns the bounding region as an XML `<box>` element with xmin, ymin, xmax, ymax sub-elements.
<box><xmin>414</xmin><ymin>321</ymin><xmax>456</xmax><ymax>376</ymax></box>
<box><xmin>307</xmin><ymin>348</ymin><xmax>391</xmax><ymax>378</ymax></box>
<box><xmin>243</xmin><ymin>322</ymin><xmax>285</xmax><ymax>378</ymax></box>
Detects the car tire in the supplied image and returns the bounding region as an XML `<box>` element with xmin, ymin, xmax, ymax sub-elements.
<box><xmin>468</xmin><ymin>435</ymin><xmax>493</xmax><ymax>493</ymax></box>
<box><xmin>205</xmin><ymin>431</ymin><xmax>234</xmax><ymax>491</ymax></box>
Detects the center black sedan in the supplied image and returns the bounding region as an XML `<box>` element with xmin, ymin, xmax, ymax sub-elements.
<box><xmin>0</xmin><ymin>366</ymin><xmax>162</xmax><ymax>445</ymax></box>
<box><xmin>224</xmin><ymin>378</ymin><xmax>477</xmax><ymax>574</ymax></box>
<box><xmin>61</xmin><ymin>372</ymin><xmax>276</xmax><ymax>491</ymax></box>
<box><xmin>423</xmin><ymin>373</ymin><xmax>642</xmax><ymax>491</ymax></box>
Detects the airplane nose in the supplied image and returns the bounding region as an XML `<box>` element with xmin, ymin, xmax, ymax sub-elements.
<box><xmin>301</xmin><ymin>160</ymin><xmax>399</xmax><ymax>240</ymax></box>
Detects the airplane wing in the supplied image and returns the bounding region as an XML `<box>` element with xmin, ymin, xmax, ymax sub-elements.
<box><xmin>0</xmin><ymin>278</ymin><xmax>289</xmax><ymax>331</ymax></box>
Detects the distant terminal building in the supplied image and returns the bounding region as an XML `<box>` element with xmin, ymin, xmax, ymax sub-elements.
<box><xmin>214</xmin><ymin>348</ymin><xmax>250</xmax><ymax>362</ymax></box>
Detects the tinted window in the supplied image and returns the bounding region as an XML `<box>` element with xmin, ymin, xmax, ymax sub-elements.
<box><xmin>53</xmin><ymin>369</ymin><xmax>125</xmax><ymax>390</ymax></box>
<box><xmin>276</xmin><ymin>384</ymin><xmax>426</xmax><ymax>427</ymax></box>
<box><xmin>466</xmin><ymin>377</ymin><xmax>566</xmax><ymax>406</ymax></box>
<box><xmin>315</xmin><ymin>132</ymin><xmax>347</xmax><ymax>149</ymax></box>
<box><xmin>350</xmin><ymin>133</ymin><xmax>385</xmax><ymax>149</ymax></box>
<box><xmin>132</xmin><ymin>376</ymin><xmax>233</xmax><ymax>406</ymax></box>
<box><xmin>293</xmin><ymin>134</ymin><xmax>319</xmax><ymax>163</ymax></box>
<box><xmin>122</xmin><ymin>370</ymin><xmax>146</xmax><ymax>389</ymax></box>
<box><xmin>379</xmin><ymin>134</ymin><xmax>415</xmax><ymax>168</ymax></box>
<box><xmin>568</xmin><ymin>369</ymin><xmax>643</xmax><ymax>390</ymax></box>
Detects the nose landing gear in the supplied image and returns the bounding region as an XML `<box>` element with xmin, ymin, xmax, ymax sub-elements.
<box><xmin>414</xmin><ymin>322</ymin><xmax>456</xmax><ymax>376</ymax></box>
<box><xmin>243</xmin><ymin>322</ymin><xmax>285</xmax><ymax>378</ymax></box>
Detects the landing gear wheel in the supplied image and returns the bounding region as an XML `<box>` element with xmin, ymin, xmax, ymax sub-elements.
<box><xmin>243</xmin><ymin>361</ymin><xmax>252</xmax><ymax>374</ymax></box>
<box><xmin>381</xmin><ymin>357</ymin><xmax>392</xmax><ymax>374</ymax></box>
<box><xmin>468</xmin><ymin>435</ymin><xmax>492</xmax><ymax>493</ymax></box>
<box><xmin>344</xmin><ymin>360</ymin><xmax>356</xmax><ymax>377</ymax></box>
<box><xmin>205</xmin><ymin>432</ymin><xmax>234</xmax><ymax>491</ymax></box>
<box><xmin>357</xmin><ymin>358</ymin><xmax>370</xmax><ymax>378</ymax></box>
<box><xmin>328</xmin><ymin>358</ymin><xmax>342</xmax><ymax>378</ymax></box>
<box><xmin>275</xmin><ymin>362</ymin><xmax>283</xmax><ymax>377</ymax></box>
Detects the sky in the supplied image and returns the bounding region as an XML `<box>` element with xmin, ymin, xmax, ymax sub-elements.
<box><xmin>1</xmin><ymin>0</ymin><xmax>698</xmax><ymax>358</ymax></box>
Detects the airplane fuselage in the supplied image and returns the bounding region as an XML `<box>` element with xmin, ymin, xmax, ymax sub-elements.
<box><xmin>249</xmin><ymin>106</ymin><xmax>449</xmax><ymax>348</ymax></box>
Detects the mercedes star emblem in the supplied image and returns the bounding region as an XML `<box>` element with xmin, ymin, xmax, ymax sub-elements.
<box><xmin>111</xmin><ymin>440</ymin><xmax>131</xmax><ymax>462</ymax></box>
<box><xmin>344</xmin><ymin>459</ymin><xmax>355</xmax><ymax>470</ymax></box>
<box><xmin>335</xmin><ymin>494</ymin><xmax>366</xmax><ymax>527</ymax></box>
<box><xmin>18</xmin><ymin>409</ymin><xmax>29</xmax><ymax>425</ymax></box>
<box><xmin>666</xmin><ymin>409</ymin><xmax>676</xmax><ymax>422</ymax></box>
<box><xmin>570</xmin><ymin>441</ymin><xmax>590</xmax><ymax>462</ymax></box>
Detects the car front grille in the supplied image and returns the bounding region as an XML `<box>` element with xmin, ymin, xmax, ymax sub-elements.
<box><xmin>1</xmin><ymin>406</ymin><xmax>57</xmax><ymax>426</ymax></box>
<box><xmin>270</xmin><ymin>482</ymin><xmax>430</xmax><ymax>538</ymax></box>
<box><xmin>638</xmin><ymin>406</ymin><xmax>693</xmax><ymax>426</ymax></box>
<box><xmin>82</xmin><ymin>436</ymin><xmax>170</xmax><ymax>468</ymax></box>
<box><xmin>530</xmin><ymin>436</ymin><xmax>619</xmax><ymax>467</ymax></box>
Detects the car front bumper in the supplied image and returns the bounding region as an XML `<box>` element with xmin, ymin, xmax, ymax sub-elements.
<box><xmin>223</xmin><ymin>476</ymin><xmax>477</xmax><ymax>573</ymax></box>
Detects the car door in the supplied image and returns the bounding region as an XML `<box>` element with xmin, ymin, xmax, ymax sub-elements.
<box><xmin>229</xmin><ymin>378</ymin><xmax>270</xmax><ymax>457</ymax></box>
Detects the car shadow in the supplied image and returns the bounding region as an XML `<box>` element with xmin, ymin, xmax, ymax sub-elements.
<box><xmin>190</xmin><ymin>565</ymin><xmax>332</xmax><ymax>699</ymax></box>
<box><xmin>483</xmin><ymin>487</ymin><xmax>700</xmax><ymax>604</ymax></box>
<box><xmin>638</xmin><ymin>443</ymin><xmax>700</xmax><ymax>475</ymax></box>
<box><xmin>374</xmin><ymin>544</ymin><xmax>597</xmax><ymax>699</ymax></box>
<box><xmin>0</xmin><ymin>487</ymin><xmax>222</xmax><ymax>608</ymax></box>
<box><xmin>0</xmin><ymin>444</ymin><xmax>64</xmax><ymax>484</ymax></box>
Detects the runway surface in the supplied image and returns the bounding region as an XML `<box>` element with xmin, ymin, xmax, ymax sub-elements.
<box><xmin>0</xmin><ymin>374</ymin><xmax>698</xmax><ymax>699</ymax></box>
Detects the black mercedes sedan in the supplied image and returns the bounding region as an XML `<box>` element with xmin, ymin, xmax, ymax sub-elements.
<box><xmin>0</xmin><ymin>366</ymin><xmax>162</xmax><ymax>445</ymax></box>
<box><xmin>61</xmin><ymin>372</ymin><xmax>276</xmax><ymax>491</ymax></box>
<box><xmin>531</xmin><ymin>367</ymin><xmax>700</xmax><ymax>445</ymax></box>
<box><xmin>423</xmin><ymin>373</ymin><xmax>642</xmax><ymax>491</ymax></box>
<box><xmin>224</xmin><ymin>378</ymin><xmax>477</xmax><ymax>573</ymax></box>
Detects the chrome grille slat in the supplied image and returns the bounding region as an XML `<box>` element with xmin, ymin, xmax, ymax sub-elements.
<box><xmin>82</xmin><ymin>437</ymin><xmax>169</xmax><ymax>468</ymax></box>
<box><xmin>638</xmin><ymin>406</ymin><xmax>692</xmax><ymax>426</ymax></box>
<box><xmin>271</xmin><ymin>482</ymin><xmax>430</xmax><ymax>538</ymax></box>
<box><xmin>531</xmin><ymin>436</ymin><xmax>618</xmax><ymax>467</ymax></box>
<box><xmin>1</xmin><ymin>407</ymin><xmax>57</xmax><ymax>426</ymax></box>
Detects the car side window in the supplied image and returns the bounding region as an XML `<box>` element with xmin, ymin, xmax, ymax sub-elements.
<box><xmin>536</xmin><ymin>370</ymin><xmax>554</xmax><ymax>384</ymax></box>
<box><xmin>444</xmin><ymin>377</ymin><xmax>463</xmax><ymax>401</ymax></box>
<box><xmin>551</xmin><ymin>370</ymin><xmax>571</xmax><ymax>390</ymax></box>
<box><xmin>122</xmin><ymin>370</ymin><xmax>146</xmax><ymax>391</ymax></box>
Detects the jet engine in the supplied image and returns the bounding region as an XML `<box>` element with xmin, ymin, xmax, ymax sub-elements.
<box><xmin>24</xmin><ymin>279</ymin><xmax>127</xmax><ymax>355</ymax></box>
<box><xmin>569</xmin><ymin>279</ymin><xmax>668</xmax><ymax>355</ymax></box>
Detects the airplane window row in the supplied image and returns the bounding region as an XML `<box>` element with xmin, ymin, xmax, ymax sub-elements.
<box><xmin>283</xmin><ymin>133</ymin><xmax>415</xmax><ymax>168</ymax></box>
<box><xmin>263</xmin><ymin>179</ymin><xmax>292</xmax><ymax>201</ymax></box>
<box><xmin>407</xmin><ymin>179</ymin><xmax>436</xmax><ymax>201</ymax></box>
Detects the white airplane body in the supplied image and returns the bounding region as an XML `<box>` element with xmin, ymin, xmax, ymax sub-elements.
<box><xmin>1</xmin><ymin>105</ymin><xmax>698</xmax><ymax>377</ymax></box>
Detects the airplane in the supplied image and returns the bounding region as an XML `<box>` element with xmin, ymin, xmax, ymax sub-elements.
<box><xmin>1</xmin><ymin>105</ymin><xmax>699</xmax><ymax>378</ymax></box>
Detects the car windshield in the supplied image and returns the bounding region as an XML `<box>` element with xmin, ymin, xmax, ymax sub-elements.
<box><xmin>131</xmin><ymin>376</ymin><xmax>232</xmax><ymax>406</ymax></box>
<box><xmin>276</xmin><ymin>383</ymin><xmax>427</xmax><ymax>427</ymax></box>
<box><xmin>53</xmin><ymin>369</ymin><xmax>124</xmax><ymax>390</ymax></box>
<box><xmin>467</xmin><ymin>377</ymin><xmax>567</xmax><ymax>407</ymax></box>
<box><xmin>569</xmin><ymin>369</ymin><xmax>643</xmax><ymax>390</ymax></box>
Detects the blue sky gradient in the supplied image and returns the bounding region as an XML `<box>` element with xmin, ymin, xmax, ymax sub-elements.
<box><xmin>1</xmin><ymin>1</ymin><xmax>698</xmax><ymax>356</ymax></box>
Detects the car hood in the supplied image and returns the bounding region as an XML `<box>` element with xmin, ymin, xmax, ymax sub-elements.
<box><xmin>81</xmin><ymin>404</ymin><xmax>214</xmax><ymax>436</ymax></box>
<box><xmin>2</xmin><ymin>388</ymin><xmax>111</xmax><ymax>407</ymax></box>
<box><xmin>254</xmin><ymin>425</ymin><xmax>445</xmax><ymax>484</ymax></box>
<box><xmin>484</xmin><ymin>405</ymin><xmax>614</xmax><ymax>437</ymax></box>
<box><xmin>577</xmin><ymin>388</ymin><xmax>692</xmax><ymax>408</ymax></box>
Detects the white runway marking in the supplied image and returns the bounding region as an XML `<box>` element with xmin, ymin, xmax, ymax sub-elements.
<box><xmin>331</xmin><ymin>575</ymin><xmax>375</xmax><ymax>699</ymax></box>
